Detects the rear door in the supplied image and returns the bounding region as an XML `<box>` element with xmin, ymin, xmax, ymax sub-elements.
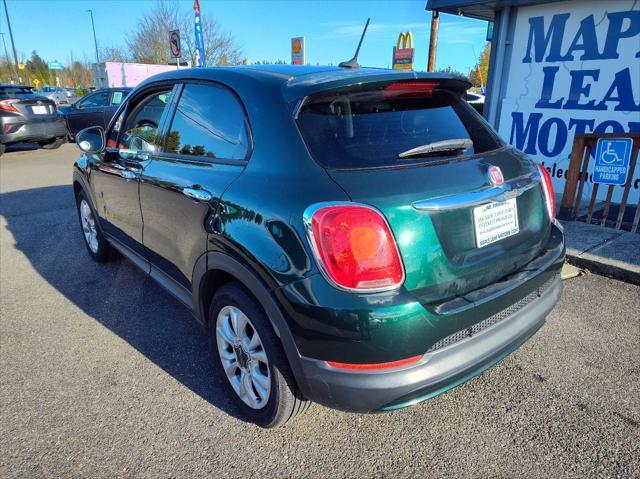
<box><xmin>138</xmin><ymin>81</ymin><xmax>249</xmax><ymax>292</ymax></box>
<box><xmin>296</xmin><ymin>80</ymin><xmax>551</xmax><ymax>303</ymax></box>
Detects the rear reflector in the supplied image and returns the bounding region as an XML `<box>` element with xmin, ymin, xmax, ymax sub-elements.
<box><xmin>538</xmin><ymin>164</ymin><xmax>556</xmax><ymax>219</ymax></box>
<box><xmin>304</xmin><ymin>203</ymin><xmax>405</xmax><ymax>292</ymax></box>
<box><xmin>326</xmin><ymin>355</ymin><xmax>423</xmax><ymax>371</ymax></box>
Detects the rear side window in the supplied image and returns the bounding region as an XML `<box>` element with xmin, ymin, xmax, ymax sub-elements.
<box><xmin>110</xmin><ymin>90</ymin><xmax>126</xmax><ymax>105</ymax></box>
<box><xmin>164</xmin><ymin>83</ymin><xmax>249</xmax><ymax>160</ymax></box>
<box><xmin>296</xmin><ymin>81</ymin><xmax>502</xmax><ymax>170</ymax></box>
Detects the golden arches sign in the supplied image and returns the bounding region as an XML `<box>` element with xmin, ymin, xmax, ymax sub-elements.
<box><xmin>392</xmin><ymin>31</ymin><xmax>415</xmax><ymax>70</ymax></box>
<box><xmin>397</xmin><ymin>31</ymin><xmax>414</xmax><ymax>50</ymax></box>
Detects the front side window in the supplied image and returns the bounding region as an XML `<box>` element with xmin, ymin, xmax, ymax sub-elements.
<box><xmin>297</xmin><ymin>81</ymin><xmax>502</xmax><ymax>170</ymax></box>
<box><xmin>118</xmin><ymin>89</ymin><xmax>173</xmax><ymax>152</ymax></box>
<box><xmin>164</xmin><ymin>83</ymin><xmax>248</xmax><ymax>160</ymax></box>
<box><xmin>79</xmin><ymin>91</ymin><xmax>110</xmax><ymax>109</ymax></box>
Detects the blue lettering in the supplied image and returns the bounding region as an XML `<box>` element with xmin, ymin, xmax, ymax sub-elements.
<box><xmin>564</xmin><ymin>15</ymin><xmax>603</xmax><ymax>61</ymax></box>
<box><xmin>594</xmin><ymin>68</ymin><xmax>640</xmax><ymax>111</ymax></box>
<box><xmin>538</xmin><ymin>117</ymin><xmax>567</xmax><ymax>157</ymax></box>
<box><xmin>510</xmin><ymin>112</ymin><xmax>541</xmax><ymax>154</ymax></box>
<box><xmin>523</xmin><ymin>14</ymin><xmax>570</xmax><ymax>63</ymax></box>
<box><xmin>564</xmin><ymin>70</ymin><xmax>604</xmax><ymax>110</ymax></box>
<box><xmin>602</xmin><ymin>11</ymin><xmax>640</xmax><ymax>59</ymax></box>
<box><xmin>535</xmin><ymin>66</ymin><xmax>564</xmax><ymax>109</ymax></box>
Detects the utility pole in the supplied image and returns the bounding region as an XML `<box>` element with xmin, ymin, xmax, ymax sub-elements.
<box><xmin>86</xmin><ymin>9</ymin><xmax>100</xmax><ymax>64</ymax></box>
<box><xmin>427</xmin><ymin>10</ymin><xmax>440</xmax><ymax>72</ymax></box>
<box><xmin>3</xmin><ymin>0</ymin><xmax>21</xmax><ymax>82</ymax></box>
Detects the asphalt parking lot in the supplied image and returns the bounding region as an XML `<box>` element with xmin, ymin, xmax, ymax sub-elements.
<box><xmin>1</xmin><ymin>144</ymin><xmax>639</xmax><ymax>478</ymax></box>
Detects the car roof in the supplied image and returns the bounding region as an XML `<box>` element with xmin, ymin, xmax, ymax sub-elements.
<box><xmin>139</xmin><ymin>65</ymin><xmax>471</xmax><ymax>103</ymax></box>
<box><xmin>0</xmin><ymin>83</ymin><xmax>33</xmax><ymax>88</ymax></box>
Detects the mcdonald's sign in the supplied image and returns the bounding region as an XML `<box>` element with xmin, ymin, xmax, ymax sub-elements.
<box><xmin>392</xmin><ymin>31</ymin><xmax>414</xmax><ymax>70</ymax></box>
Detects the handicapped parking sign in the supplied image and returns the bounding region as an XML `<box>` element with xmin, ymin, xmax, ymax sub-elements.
<box><xmin>592</xmin><ymin>138</ymin><xmax>633</xmax><ymax>186</ymax></box>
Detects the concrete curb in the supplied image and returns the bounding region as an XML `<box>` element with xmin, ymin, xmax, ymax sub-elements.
<box><xmin>561</xmin><ymin>220</ymin><xmax>640</xmax><ymax>285</ymax></box>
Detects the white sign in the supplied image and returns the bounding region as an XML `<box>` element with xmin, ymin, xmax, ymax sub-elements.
<box><xmin>497</xmin><ymin>0</ymin><xmax>640</xmax><ymax>203</ymax></box>
<box><xmin>473</xmin><ymin>198</ymin><xmax>520</xmax><ymax>248</ymax></box>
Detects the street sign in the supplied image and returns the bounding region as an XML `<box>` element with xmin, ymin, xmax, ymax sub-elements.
<box><xmin>593</xmin><ymin>137</ymin><xmax>633</xmax><ymax>185</ymax></box>
<box><xmin>169</xmin><ymin>30</ymin><xmax>181</xmax><ymax>58</ymax></box>
<box><xmin>18</xmin><ymin>63</ymin><xmax>25</xmax><ymax>70</ymax></box>
<box><xmin>392</xmin><ymin>32</ymin><xmax>414</xmax><ymax>70</ymax></box>
<box><xmin>291</xmin><ymin>37</ymin><xmax>305</xmax><ymax>65</ymax></box>
<box><xmin>47</xmin><ymin>61</ymin><xmax>63</xmax><ymax>70</ymax></box>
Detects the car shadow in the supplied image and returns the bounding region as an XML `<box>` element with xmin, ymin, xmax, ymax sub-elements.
<box><xmin>5</xmin><ymin>142</ymin><xmax>41</xmax><ymax>153</ymax></box>
<box><xmin>0</xmin><ymin>184</ymin><xmax>243</xmax><ymax>421</ymax></box>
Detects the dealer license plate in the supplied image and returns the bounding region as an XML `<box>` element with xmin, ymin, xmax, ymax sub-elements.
<box><xmin>31</xmin><ymin>105</ymin><xmax>48</xmax><ymax>115</ymax></box>
<box><xmin>473</xmin><ymin>198</ymin><xmax>519</xmax><ymax>248</ymax></box>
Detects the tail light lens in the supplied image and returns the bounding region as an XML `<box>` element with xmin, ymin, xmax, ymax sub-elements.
<box><xmin>304</xmin><ymin>203</ymin><xmax>405</xmax><ymax>292</ymax></box>
<box><xmin>538</xmin><ymin>164</ymin><xmax>556</xmax><ymax>219</ymax></box>
<box><xmin>383</xmin><ymin>81</ymin><xmax>439</xmax><ymax>98</ymax></box>
<box><xmin>0</xmin><ymin>99</ymin><xmax>19</xmax><ymax>112</ymax></box>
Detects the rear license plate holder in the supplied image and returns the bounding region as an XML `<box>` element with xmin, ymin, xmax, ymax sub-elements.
<box><xmin>473</xmin><ymin>198</ymin><xmax>519</xmax><ymax>248</ymax></box>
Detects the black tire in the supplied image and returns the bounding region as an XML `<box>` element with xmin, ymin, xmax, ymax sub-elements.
<box><xmin>0</xmin><ymin>143</ymin><xmax>5</xmax><ymax>157</ymax></box>
<box><xmin>75</xmin><ymin>189</ymin><xmax>116</xmax><ymax>263</ymax></box>
<box><xmin>208</xmin><ymin>283</ymin><xmax>310</xmax><ymax>428</ymax></box>
<box><xmin>39</xmin><ymin>137</ymin><xmax>66</xmax><ymax>149</ymax></box>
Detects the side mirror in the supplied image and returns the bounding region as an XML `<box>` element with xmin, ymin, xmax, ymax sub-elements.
<box><xmin>76</xmin><ymin>126</ymin><xmax>105</xmax><ymax>154</ymax></box>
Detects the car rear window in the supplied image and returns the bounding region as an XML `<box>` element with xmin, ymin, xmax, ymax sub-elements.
<box><xmin>296</xmin><ymin>81</ymin><xmax>502</xmax><ymax>170</ymax></box>
<box><xmin>0</xmin><ymin>86</ymin><xmax>34</xmax><ymax>98</ymax></box>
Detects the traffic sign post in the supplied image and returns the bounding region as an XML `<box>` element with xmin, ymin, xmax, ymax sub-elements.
<box><xmin>593</xmin><ymin>138</ymin><xmax>633</xmax><ymax>186</ymax></box>
<box><xmin>169</xmin><ymin>30</ymin><xmax>181</xmax><ymax>69</ymax></box>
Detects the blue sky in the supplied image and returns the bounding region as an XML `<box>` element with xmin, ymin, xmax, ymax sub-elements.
<box><xmin>2</xmin><ymin>0</ymin><xmax>488</xmax><ymax>73</ymax></box>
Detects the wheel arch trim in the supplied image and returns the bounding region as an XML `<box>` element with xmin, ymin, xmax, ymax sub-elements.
<box><xmin>192</xmin><ymin>251</ymin><xmax>309</xmax><ymax>393</ymax></box>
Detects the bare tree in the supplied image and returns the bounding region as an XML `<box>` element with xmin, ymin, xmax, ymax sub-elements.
<box><xmin>126</xmin><ymin>0</ymin><xmax>242</xmax><ymax>66</ymax></box>
<box><xmin>100</xmin><ymin>45</ymin><xmax>131</xmax><ymax>63</ymax></box>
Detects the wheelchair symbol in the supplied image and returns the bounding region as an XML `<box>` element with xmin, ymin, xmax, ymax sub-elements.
<box><xmin>600</xmin><ymin>142</ymin><xmax>623</xmax><ymax>164</ymax></box>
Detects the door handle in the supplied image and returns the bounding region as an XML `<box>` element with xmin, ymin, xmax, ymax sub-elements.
<box><xmin>182</xmin><ymin>187</ymin><xmax>213</xmax><ymax>202</ymax></box>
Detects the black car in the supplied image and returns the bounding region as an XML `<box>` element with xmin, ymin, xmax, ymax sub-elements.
<box><xmin>0</xmin><ymin>84</ymin><xmax>67</xmax><ymax>156</ymax></box>
<box><xmin>59</xmin><ymin>87</ymin><xmax>131</xmax><ymax>140</ymax></box>
<box><xmin>72</xmin><ymin>66</ymin><xmax>564</xmax><ymax>428</ymax></box>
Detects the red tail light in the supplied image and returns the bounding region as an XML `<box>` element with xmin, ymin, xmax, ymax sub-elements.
<box><xmin>304</xmin><ymin>203</ymin><xmax>405</xmax><ymax>292</ymax></box>
<box><xmin>383</xmin><ymin>81</ymin><xmax>439</xmax><ymax>98</ymax></box>
<box><xmin>538</xmin><ymin>164</ymin><xmax>556</xmax><ymax>219</ymax></box>
<box><xmin>326</xmin><ymin>354</ymin><xmax>423</xmax><ymax>371</ymax></box>
<box><xmin>0</xmin><ymin>99</ymin><xmax>19</xmax><ymax>112</ymax></box>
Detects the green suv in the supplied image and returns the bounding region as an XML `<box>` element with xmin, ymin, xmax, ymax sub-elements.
<box><xmin>72</xmin><ymin>65</ymin><xmax>565</xmax><ymax>427</ymax></box>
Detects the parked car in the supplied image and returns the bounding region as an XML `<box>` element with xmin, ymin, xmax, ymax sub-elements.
<box><xmin>0</xmin><ymin>83</ymin><xmax>67</xmax><ymax>156</ymax></box>
<box><xmin>38</xmin><ymin>86</ymin><xmax>71</xmax><ymax>106</ymax></box>
<box><xmin>64</xmin><ymin>87</ymin><xmax>78</xmax><ymax>103</ymax></box>
<box><xmin>72</xmin><ymin>66</ymin><xmax>565</xmax><ymax>428</ymax></box>
<box><xmin>58</xmin><ymin>88</ymin><xmax>132</xmax><ymax>140</ymax></box>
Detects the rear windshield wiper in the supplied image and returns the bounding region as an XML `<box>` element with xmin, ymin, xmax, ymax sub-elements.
<box><xmin>397</xmin><ymin>138</ymin><xmax>473</xmax><ymax>160</ymax></box>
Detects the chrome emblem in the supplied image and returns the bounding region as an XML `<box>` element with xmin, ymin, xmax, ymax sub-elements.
<box><xmin>488</xmin><ymin>166</ymin><xmax>504</xmax><ymax>186</ymax></box>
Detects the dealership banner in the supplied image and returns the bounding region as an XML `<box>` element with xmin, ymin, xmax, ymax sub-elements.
<box><xmin>497</xmin><ymin>0</ymin><xmax>640</xmax><ymax>203</ymax></box>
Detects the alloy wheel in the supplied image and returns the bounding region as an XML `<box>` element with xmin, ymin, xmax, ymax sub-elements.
<box><xmin>80</xmin><ymin>199</ymin><xmax>99</xmax><ymax>254</ymax></box>
<box><xmin>215</xmin><ymin>305</ymin><xmax>271</xmax><ymax>409</ymax></box>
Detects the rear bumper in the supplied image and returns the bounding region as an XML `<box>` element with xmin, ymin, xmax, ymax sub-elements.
<box><xmin>0</xmin><ymin>119</ymin><xmax>67</xmax><ymax>144</ymax></box>
<box><xmin>297</xmin><ymin>274</ymin><xmax>562</xmax><ymax>412</ymax></box>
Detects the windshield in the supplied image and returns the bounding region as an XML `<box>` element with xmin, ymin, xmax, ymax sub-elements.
<box><xmin>296</xmin><ymin>81</ymin><xmax>502</xmax><ymax>170</ymax></box>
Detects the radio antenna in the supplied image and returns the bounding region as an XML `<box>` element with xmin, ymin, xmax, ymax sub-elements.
<box><xmin>339</xmin><ymin>18</ymin><xmax>370</xmax><ymax>69</ymax></box>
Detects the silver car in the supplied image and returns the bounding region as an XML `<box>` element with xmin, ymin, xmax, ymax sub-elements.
<box><xmin>38</xmin><ymin>86</ymin><xmax>70</xmax><ymax>106</ymax></box>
